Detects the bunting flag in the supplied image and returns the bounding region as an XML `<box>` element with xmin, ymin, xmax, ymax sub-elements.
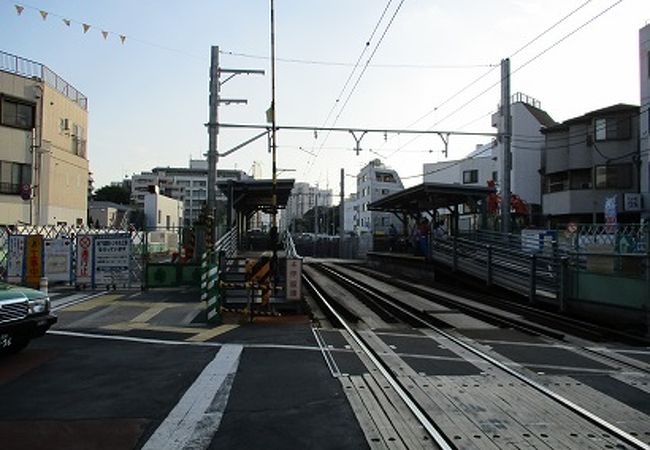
<box><xmin>11</xmin><ymin>4</ymin><xmax>130</xmax><ymax>46</ymax></box>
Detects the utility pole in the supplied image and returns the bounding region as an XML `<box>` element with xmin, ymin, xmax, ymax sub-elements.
<box><xmin>270</xmin><ymin>0</ymin><xmax>279</xmax><ymax>260</ymax></box>
<box><xmin>500</xmin><ymin>58</ymin><xmax>512</xmax><ymax>234</ymax></box>
<box><xmin>206</xmin><ymin>45</ymin><xmax>264</xmax><ymax>258</ymax></box>
<box><xmin>313</xmin><ymin>190</ymin><xmax>318</xmax><ymax>256</ymax></box>
<box><xmin>339</xmin><ymin>168</ymin><xmax>345</xmax><ymax>258</ymax></box>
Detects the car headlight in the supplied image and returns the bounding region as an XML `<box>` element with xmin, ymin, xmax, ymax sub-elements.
<box><xmin>28</xmin><ymin>297</ymin><xmax>50</xmax><ymax>315</ymax></box>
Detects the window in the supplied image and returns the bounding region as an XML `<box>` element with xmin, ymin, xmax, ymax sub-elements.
<box><xmin>568</xmin><ymin>169</ymin><xmax>592</xmax><ymax>190</ymax></box>
<box><xmin>1</xmin><ymin>97</ymin><xmax>35</xmax><ymax>130</ymax></box>
<box><xmin>594</xmin><ymin>116</ymin><xmax>631</xmax><ymax>141</ymax></box>
<box><xmin>462</xmin><ymin>170</ymin><xmax>478</xmax><ymax>184</ymax></box>
<box><xmin>381</xmin><ymin>188</ymin><xmax>390</xmax><ymax>195</ymax></box>
<box><xmin>491</xmin><ymin>171</ymin><xmax>498</xmax><ymax>183</ymax></box>
<box><xmin>0</xmin><ymin>161</ymin><xmax>31</xmax><ymax>195</ymax></box>
<box><xmin>158</xmin><ymin>209</ymin><xmax>161</xmax><ymax>224</ymax></box>
<box><xmin>375</xmin><ymin>172</ymin><xmax>396</xmax><ymax>183</ymax></box>
<box><xmin>547</xmin><ymin>172</ymin><xmax>568</xmax><ymax>193</ymax></box>
<box><xmin>595</xmin><ymin>164</ymin><xmax>633</xmax><ymax>189</ymax></box>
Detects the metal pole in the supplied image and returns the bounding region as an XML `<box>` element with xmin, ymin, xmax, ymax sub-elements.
<box><xmin>207</xmin><ymin>45</ymin><xmax>220</xmax><ymax>258</ymax></box>
<box><xmin>339</xmin><ymin>168</ymin><xmax>345</xmax><ymax>258</ymax></box>
<box><xmin>500</xmin><ymin>58</ymin><xmax>512</xmax><ymax>234</ymax></box>
<box><xmin>313</xmin><ymin>190</ymin><xmax>318</xmax><ymax>256</ymax></box>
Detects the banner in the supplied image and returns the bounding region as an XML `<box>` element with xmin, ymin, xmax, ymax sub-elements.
<box><xmin>76</xmin><ymin>234</ymin><xmax>94</xmax><ymax>286</ymax></box>
<box><xmin>25</xmin><ymin>235</ymin><xmax>43</xmax><ymax>288</ymax></box>
<box><xmin>94</xmin><ymin>235</ymin><xmax>131</xmax><ymax>287</ymax></box>
<box><xmin>285</xmin><ymin>258</ymin><xmax>302</xmax><ymax>301</ymax></box>
<box><xmin>604</xmin><ymin>196</ymin><xmax>617</xmax><ymax>232</ymax></box>
<box><xmin>44</xmin><ymin>238</ymin><xmax>72</xmax><ymax>282</ymax></box>
<box><xmin>7</xmin><ymin>235</ymin><xmax>25</xmax><ymax>284</ymax></box>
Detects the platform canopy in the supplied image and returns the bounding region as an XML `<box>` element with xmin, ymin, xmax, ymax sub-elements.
<box><xmin>217</xmin><ymin>179</ymin><xmax>295</xmax><ymax>216</ymax></box>
<box><xmin>368</xmin><ymin>182</ymin><xmax>495</xmax><ymax>215</ymax></box>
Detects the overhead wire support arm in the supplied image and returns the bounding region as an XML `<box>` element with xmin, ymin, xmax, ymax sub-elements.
<box><xmin>216</xmin><ymin>122</ymin><xmax>498</xmax><ymax>138</ymax></box>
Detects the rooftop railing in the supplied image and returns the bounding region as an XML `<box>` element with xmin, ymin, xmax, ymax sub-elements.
<box><xmin>0</xmin><ymin>50</ymin><xmax>88</xmax><ymax>111</ymax></box>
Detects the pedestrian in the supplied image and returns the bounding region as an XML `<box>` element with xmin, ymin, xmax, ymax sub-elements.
<box><xmin>388</xmin><ymin>223</ymin><xmax>398</xmax><ymax>252</ymax></box>
<box><xmin>418</xmin><ymin>218</ymin><xmax>429</xmax><ymax>257</ymax></box>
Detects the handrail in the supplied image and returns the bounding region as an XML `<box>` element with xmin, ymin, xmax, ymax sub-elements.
<box><xmin>215</xmin><ymin>226</ymin><xmax>237</xmax><ymax>258</ymax></box>
<box><xmin>283</xmin><ymin>230</ymin><xmax>300</xmax><ymax>258</ymax></box>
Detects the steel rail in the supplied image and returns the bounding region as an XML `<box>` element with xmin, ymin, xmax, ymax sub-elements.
<box><xmin>302</xmin><ymin>273</ymin><xmax>453</xmax><ymax>450</ymax></box>
<box><xmin>318</xmin><ymin>265</ymin><xmax>650</xmax><ymax>450</ymax></box>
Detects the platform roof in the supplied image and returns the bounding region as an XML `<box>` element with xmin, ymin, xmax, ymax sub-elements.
<box><xmin>217</xmin><ymin>179</ymin><xmax>295</xmax><ymax>216</ymax></box>
<box><xmin>368</xmin><ymin>182</ymin><xmax>495</xmax><ymax>214</ymax></box>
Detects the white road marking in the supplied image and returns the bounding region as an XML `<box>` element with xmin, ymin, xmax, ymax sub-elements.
<box><xmin>47</xmin><ymin>329</ymin><xmax>322</xmax><ymax>352</ymax></box>
<box><xmin>51</xmin><ymin>292</ymin><xmax>109</xmax><ymax>311</ymax></box>
<box><xmin>141</xmin><ymin>344</ymin><xmax>243</xmax><ymax>450</ymax></box>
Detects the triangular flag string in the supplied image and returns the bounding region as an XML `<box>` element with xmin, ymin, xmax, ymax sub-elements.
<box><xmin>101</xmin><ymin>31</ymin><xmax>109</xmax><ymax>40</ymax></box>
<box><xmin>14</xmin><ymin>4</ymin><xmax>24</xmax><ymax>15</ymax></box>
<box><xmin>62</xmin><ymin>18</ymin><xmax>71</xmax><ymax>27</ymax></box>
<box><xmin>82</xmin><ymin>23</ymin><xmax>91</xmax><ymax>33</ymax></box>
<box><xmin>39</xmin><ymin>10</ymin><xmax>47</xmax><ymax>20</ymax></box>
<box><xmin>119</xmin><ymin>35</ymin><xmax>126</xmax><ymax>45</ymax></box>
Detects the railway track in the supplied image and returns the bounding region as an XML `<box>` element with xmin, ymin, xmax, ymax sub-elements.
<box><xmin>304</xmin><ymin>263</ymin><xmax>650</xmax><ymax>449</ymax></box>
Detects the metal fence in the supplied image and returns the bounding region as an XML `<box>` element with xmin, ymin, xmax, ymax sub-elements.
<box><xmin>0</xmin><ymin>225</ymin><xmax>210</xmax><ymax>289</ymax></box>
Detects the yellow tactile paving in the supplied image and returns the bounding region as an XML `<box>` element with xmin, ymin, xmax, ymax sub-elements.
<box><xmin>186</xmin><ymin>325</ymin><xmax>240</xmax><ymax>342</ymax></box>
<box><xmin>129</xmin><ymin>304</ymin><xmax>174</xmax><ymax>323</ymax></box>
<box><xmin>101</xmin><ymin>322</ymin><xmax>239</xmax><ymax>341</ymax></box>
<box><xmin>63</xmin><ymin>294</ymin><xmax>123</xmax><ymax>312</ymax></box>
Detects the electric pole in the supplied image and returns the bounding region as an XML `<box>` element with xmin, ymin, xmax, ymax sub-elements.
<box><xmin>500</xmin><ymin>58</ymin><xmax>512</xmax><ymax>234</ymax></box>
<box><xmin>339</xmin><ymin>168</ymin><xmax>345</xmax><ymax>258</ymax></box>
<box><xmin>206</xmin><ymin>45</ymin><xmax>264</xmax><ymax>259</ymax></box>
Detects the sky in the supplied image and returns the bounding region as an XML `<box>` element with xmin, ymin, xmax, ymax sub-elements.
<box><xmin>1</xmin><ymin>0</ymin><xmax>648</xmax><ymax>198</ymax></box>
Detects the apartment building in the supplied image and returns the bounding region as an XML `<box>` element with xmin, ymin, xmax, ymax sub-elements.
<box><xmin>131</xmin><ymin>159</ymin><xmax>249</xmax><ymax>225</ymax></box>
<box><xmin>424</xmin><ymin>93</ymin><xmax>555</xmax><ymax>223</ymax></box>
<box><xmin>0</xmin><ymin>50</ymin><xmax>89</xmax><ymax>225</ymax></box>
<box><xmin>542</xmin><ymin>104</ymin><xmax>641</xmax><ymax>225</ymax></box>
<box><xmin>283</xmin><ymin>182</ymin><xmax>333</xmax><ymax>231</ymax></box>
<box><xmin>355</xmin><ymin>159</ymin><xmax>404</xmax><ymax>234</ymax></box>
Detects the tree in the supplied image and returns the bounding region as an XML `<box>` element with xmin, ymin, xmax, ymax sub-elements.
<box><xmin>93</xmin><ymin>185</ymin><xmax>131</xmax><ymax>205</ymax></box>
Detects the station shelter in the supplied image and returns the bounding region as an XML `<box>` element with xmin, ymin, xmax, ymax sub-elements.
<box><xmin>368</xmin><ymin>181</ymin><xmax>495</xmax><ymax>241</ymax></box>
<box><xmin>213</xmin><ymin>178</ymin><xmax>300</xmax><ymax>315</ymax></box>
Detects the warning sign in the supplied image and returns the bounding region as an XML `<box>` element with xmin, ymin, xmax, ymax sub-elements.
<box><xmin>44</xmin><ymin>238</ymin><xmax>72</xmax><ymax>283</ymax></box>
<box><xmin>76</xmin><ymin>234</ymin><xmax>94</xmax><ymax>285</ymax></box>
<box><xmin>94</xmin><ymin>235</ymin><xmax>131</xmax><ymax>287</ymax></box>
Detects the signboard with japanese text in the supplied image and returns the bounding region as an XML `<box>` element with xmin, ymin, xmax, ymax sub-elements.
<box><xmin>7</xmin><ymin>235</ymin><xmax>25</xmax><ymax>284</ymax></box>
<box><xmin>285</xmin><ymin>258</ymin><xmax>302</xmax><ymax>301</ymax></box>
<box><xmin>94</xmin><ymin>235</ymin><xmax>131</xmax><ymax>287</ymax></box>
<box><xmin>44</xmin><ymin>238</ymin><xmax>73</xmax><ymax>283</ymax></box>
<box><xmin>76</xmin><ymin>235</ymin><xmax>94</xmax><ymax>286</ymax></box>
<box><xmin>25</xmin><ymin>235</ymin><xmax>43</xmax><ymax>288</ymax></box>
<box><xmin>604</xmin><ymin>196</ymin><xmax>617</xmax><ymax>233</ymax></box>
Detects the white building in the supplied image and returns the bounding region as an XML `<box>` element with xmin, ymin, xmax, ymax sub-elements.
<box><xmin>131</xmin><ymin>159</ymin><xmax>249</xmax><ymax>225</ymax></box>
<box><xmin>343</xmin><ymin>193</ymin><xmax>358</xmax><ymax>233</ymax></box>
<box><xmin>283</xmin><ymin>182</ymin><xmax>332</xmax><ymax>231</ymax></box>
<box><xmin>143</xmin><ymin>188</ymin><xmax>183</xmax><ymax>230</ymax></box>
<box><xmin>640</xmin><ymin>24</ymin><xmax>650</xmax><ymax>220</ymax></box>
<box><xmin>424</xmin><ymin>93</ymin><xmax>555</xmax><ymax>220</ymax></box>
<box><xmin>355</xmin><ymin>159</ymin><xmax>404</xmax><ymax>234</ymax></box>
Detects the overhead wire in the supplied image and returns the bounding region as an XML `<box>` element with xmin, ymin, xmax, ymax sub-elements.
<box><xmin>385</xmin><ymin>0</ymin><xmax>616</xmax><ymax>158</ymax></box>
<box><xmin>304</xmin><ymin>0</ymin><xmax>406</xmax><ymax>176</ymax></box>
